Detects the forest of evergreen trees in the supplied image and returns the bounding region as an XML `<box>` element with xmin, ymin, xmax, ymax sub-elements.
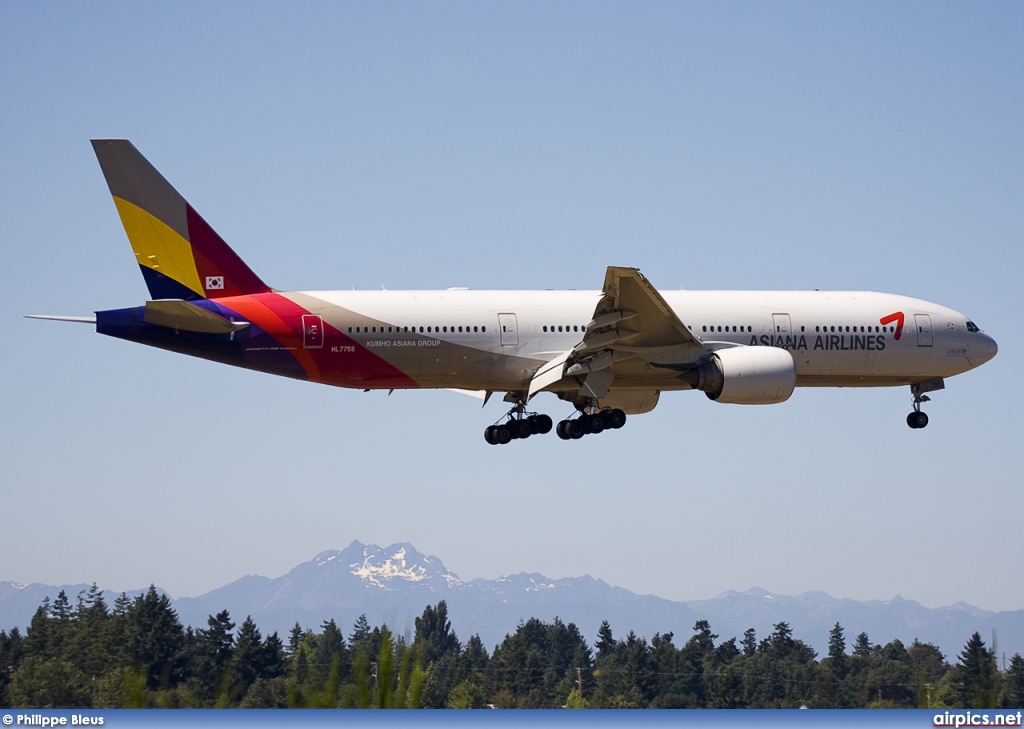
<box><xmin>1</xmin><ymin>584</ymin><xmax>1022</xmax><ymax>709</ymax></box>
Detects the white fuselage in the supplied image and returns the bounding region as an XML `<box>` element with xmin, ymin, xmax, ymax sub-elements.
<box><xmin>290</xmin><ymin>288</ymin><xmax>996</xmax><ymax>392</ymax></box>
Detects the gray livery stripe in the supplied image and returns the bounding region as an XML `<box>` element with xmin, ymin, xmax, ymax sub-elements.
<box><xmin>91</xmin><ymin>139</ymin><xmax>191</xmax><ymax>244</ymax></box>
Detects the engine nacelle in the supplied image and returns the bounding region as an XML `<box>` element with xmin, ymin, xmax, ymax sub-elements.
<box><xmin>685</xmin><ymin>346</ymin><xmax>796</xmax><ymax>405</ymax></box>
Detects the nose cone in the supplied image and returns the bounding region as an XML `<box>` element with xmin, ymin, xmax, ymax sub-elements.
<box><xmin>971</xmin><ymin>332</ymin><xmax>998</xmax><ymax>367</ymax></box>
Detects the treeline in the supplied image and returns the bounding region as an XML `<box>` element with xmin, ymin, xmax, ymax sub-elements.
<box><xmin>1</xmin><ymin>585</ymin><xmax>1023</xmax><ymax>709</ymax></box>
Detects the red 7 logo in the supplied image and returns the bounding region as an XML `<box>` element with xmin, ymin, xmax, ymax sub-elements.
<box><xmin>880</xmin><ymin>311</ymin><xmax>905</xmax><ymax>341</ymax></box>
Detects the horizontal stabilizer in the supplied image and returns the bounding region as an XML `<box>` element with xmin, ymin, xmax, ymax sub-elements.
<box><xmin>24</xmin><ymin>315</ymin><xmax>97</xmax><ymax>324</ymax></box>
<box><xmin>143</xmin><ymin>300</ymin><xmax>250</xmax><ymax>334</ymax></box>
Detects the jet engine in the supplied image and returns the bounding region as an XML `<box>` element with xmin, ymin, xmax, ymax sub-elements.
<box><xmin>683</xmin><ymin>346</ymin><xmax>796</xmax><ymax>405</ymax></box>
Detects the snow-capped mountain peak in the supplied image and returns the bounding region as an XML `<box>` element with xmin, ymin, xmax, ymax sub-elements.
<box><xmin>350</xmin><ymin>545</ymin><xmax>429</xmax><ymax>587</ymax></box>
<box><xmin>314</xmin><ymin>542</ymin><xmax>464</xmax><ymax>591</ymax></box>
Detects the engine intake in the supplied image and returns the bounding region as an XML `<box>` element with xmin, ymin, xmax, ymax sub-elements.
<box><xmin>683</xmin><ymin>346</ymin><xmax>796</xmax><ymax>405</ymax></box>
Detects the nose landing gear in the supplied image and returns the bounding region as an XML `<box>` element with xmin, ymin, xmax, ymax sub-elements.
<box><xmin>906</xmin><ymin>379</ymin><xmax>944</xmax><ymax>429</ymax></box>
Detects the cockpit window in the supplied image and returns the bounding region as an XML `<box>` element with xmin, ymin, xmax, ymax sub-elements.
<box><xmin>966</xmin><ymin>321</ymin><xmax>981</xmax><ymax>333</ymax></box>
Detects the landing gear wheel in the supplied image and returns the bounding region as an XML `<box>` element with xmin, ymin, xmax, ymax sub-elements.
<box><xmin>568</xmin><ymin>420</ymin><xmax>585</xmax><ymax>439</ymax></box>
<box><xmin>532</xmin><ymin>414</ymin><xmax>553</xmax><ymax>434</ymax></box>
<box><xmin>556</xmin><ymin>420</ymin><xmax>572</xmax><ymax>440</ymax></box>
<box><xmin>495</xmin><ymin>425</ymin><xmax>512</xmax><ymax>444</ymax></box>
<box><xmin>907</xmin><ymin>382</ymin><xmax>940</xmax><ymax>430</ymax></box>
<box><xmin>511</xmin><ymin>419</ymin><xmax>532</xmax><ymax>439</ymax></box>
<box><xmin>484</xmin><ymin>426</ymin><xmax>498</xmax><ymax>445</ymax></box>
<box><xmin>604</xmin><ymin>408</ymin><xmax>626</xmax><ymax>429</ymax></box>
<box><xmin>582</xmin><ymin>413</ymin><xmax>605</xmax><ymax>434</ymax></box>
<box><xmin>907</xmin><ymin>411</ymin><xmax>929</xmax><ymax>429</ymax></box>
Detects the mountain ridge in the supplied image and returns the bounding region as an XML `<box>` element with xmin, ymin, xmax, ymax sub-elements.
<box><xmin>3</xmin><ymin>540</ymin><xmax>1022</xmax><ymax>661</ymax></box>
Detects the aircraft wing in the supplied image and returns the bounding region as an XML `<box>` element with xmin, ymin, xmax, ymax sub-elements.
<box><xmin>585</xmin><ymin>266</ymin><xmax>700</xmax><ymax>350</ymax></box>
<box><xmin>570</xmin><ymin>266</ymin><xmax>704</xmax><ymax>390</ymax></box>
<box><xmin>529</xmin><ymin>267</ymin><xmax>704</xmax><ymax>406</ymax></box>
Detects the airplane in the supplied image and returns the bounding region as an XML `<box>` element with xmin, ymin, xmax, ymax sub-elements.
<box><xmin>27</xmin><ymin>140</ymin><xmax>998</xmax><ymax>444</ymax></box>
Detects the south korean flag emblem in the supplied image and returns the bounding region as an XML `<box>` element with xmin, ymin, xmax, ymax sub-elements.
<box><xmin>205</xmin><ymin>276</ymin><xmax>225</xmax><ymax>291</ymax></box>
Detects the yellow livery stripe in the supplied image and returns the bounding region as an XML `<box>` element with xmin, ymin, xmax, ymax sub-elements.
<box><xmin>113</xmin><ymin>196</ymin><xmax>204</xmax><ymax>297</ymax></box>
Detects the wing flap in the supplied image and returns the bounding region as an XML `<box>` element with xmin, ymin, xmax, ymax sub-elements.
<box><xmin>527</xmin><ymin>349</ymin><xmax>573</xmax><ymax>401</ymax></box>
<box><xmin>552</xmin><ymin>266</ymin><xmax>704</xmax><ymax>410</ymax></box>
<box><xmin>593</xmin><ymin>266</ymin><xmax>699</xmax><ymax>349</ymax></box>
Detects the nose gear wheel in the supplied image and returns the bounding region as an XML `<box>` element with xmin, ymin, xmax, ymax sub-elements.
<box><xmin>906</xmin><ymin>381</ymin><xmax>942</xmax><ymax>429</ymax></box>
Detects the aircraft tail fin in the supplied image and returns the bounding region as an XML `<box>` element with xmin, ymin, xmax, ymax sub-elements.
<box><xmin>91</xmin><ymin>139</ymin><xmax>271</xmax><ymax>301</ymax></box>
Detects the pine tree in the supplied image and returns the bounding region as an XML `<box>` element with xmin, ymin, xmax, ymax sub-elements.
<box><xmin>414</xmin><ymin>601</ymin><xmax>460</xmax><ymax>665</ymax></box>
<box><xmin>1003</xmin><ymin>654</ymin><xmax>1024</xmax><ymax>708</ymax></box>
<box><xmin>22</xmin><ymin>600</ymin><xmax>53</xmax><ymax>661</ymax></box>
<box><xmin>230</xmin><ymin>616</ymin><xmax>266</xmax><ymax>703</ymax></box>
<box><xmin>595</xmin><ymin>621</ymin><xmax>616</xmax><ymax>659</ymax></box>
<box><xmin>287</xmin><ymin>623</ymin><xmax>307</xmax><ymax>656</ymax></box>
<box><xmin>105</xmin><ymin>593</ymin><xmax>132</xmax><ymax>667</ymax></box>
<box><xmin>820</xmin><ymin>622</ymin><xmax>848</xmax><ymax>707</ymax></box>
<box><xmin>853</xmin><ymin>632</ymin><xmax>873</xmax><ymax>657</ymax></box>
<box><xmin>827</xmin><ymin>622</ymin><xmax>848</xmax><ymax>678</ymax></box>
<box><xmin>124</xmin><ymin>586</ymin><xmax>185</xmax><ymax>692</ymax></box>
<box><xmin>71</xmin><ymin>584</ymin><xmax>110</xmax><ymax>680</ymax></box>
<box><xmin>314</xmin><ymin>618</ymin><xmax>349</xmax><ymax>703</ymax></box>
<box><xmin>0</xmin><ymin>627</ymin><xmax>25</xmax><ymax>705</ymax></box>
<box><xmin>193</xmin><ymin>610</ymin><xmax>235</xmax><ymax>702</ymax></box>
<box><xmin>349</xmin><ymin>615</ymin><xmax>372</xmax><ymax>657</ymax></box>
<box><xmin>262</xmin><ymin>632</ymin><xmax>287</xmax><ymax>679</ymax></box>
<box><xmin>648</xmin><ymin>632</ymin><xmax>690</xmax><ymax>708</ymax></box>
<box><xmin>741</xmin><ymin>628</ymin><xmax>757</xmax><ymax>657</ymax></box>
<box><xmin>765</xmin><ymin>622</ymin><xmax>795</xmax><ymax>659</ymax></box>
<box><xmin>957</xmin><ymin>632</ymin><xmax>999</xmax><ymax>708</ymax></box>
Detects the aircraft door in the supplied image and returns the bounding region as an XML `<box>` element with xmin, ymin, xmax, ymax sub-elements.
<box><xmin>915</xmin><ymin>314</ymin><xmax>933</xmax><ymax>347</ymax></box>
<box><xmin>772</xmin><ymin>313</ymin><xmax>792</xmax><ymax>343</ymax></box>
<box><xmin>498</xmin><ymin>313</ymin><xmax>519</xmax><ymax>346</ymax></box>
<box><xmin>302</xmin><ymin>314</ymin><xmax>324</xmax><ymax>349</ymax></box>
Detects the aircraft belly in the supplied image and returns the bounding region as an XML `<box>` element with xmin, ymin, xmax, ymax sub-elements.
<box><xmin>798</xmin><ymin>374</ymin><xmax>934</xmax><ymax>387</ymax></box>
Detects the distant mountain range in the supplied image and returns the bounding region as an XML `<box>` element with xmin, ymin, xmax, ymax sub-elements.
<box><xmin>3</xmin><ymin>540</ymin><xmax>1022</xmax><ymax>662</ymax></box>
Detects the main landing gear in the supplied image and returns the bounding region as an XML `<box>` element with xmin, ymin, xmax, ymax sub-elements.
<box><xmin>484</xmin><ymin>413</ymin><xmax>553</xmax><ymax>445</ymax></box>
<box><xmin>482</xmin><ymin>405</ymin><xmax>628</xmax><ymax>445</ymax></box>
<box><xmin>555</xmin><ymin>408</ymin><xmax>627</xmax><ymax>440</ymax></box>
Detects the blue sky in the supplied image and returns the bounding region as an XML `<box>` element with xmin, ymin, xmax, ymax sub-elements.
<box><xmin>2</xmin><ymin>2</ymin><xmax>1021</xmax><ymax>619</ymax></box>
